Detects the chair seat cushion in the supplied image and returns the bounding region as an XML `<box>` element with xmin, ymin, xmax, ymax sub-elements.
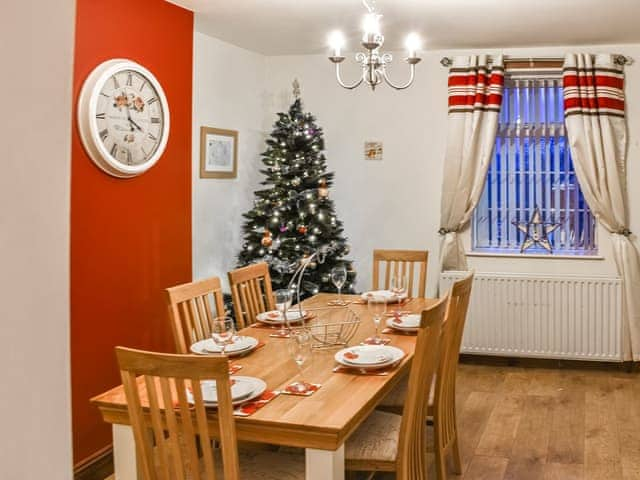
<box><xmin>231</xmin><ymin>450</ymin><xmax>305</xmax><ymax>479</ymax></box>
<box><xmin>345</xmin><ymin>410</ymin><xmax>402</xmax><ymax>463</ymax></box>
<box><xmin>379</xmin><ymin>375</ymin><xmax>435</xmax><ymax>409</ymax></box>
<box><xmin>154</xmin><ymin>443</ymin><xmax>305</xmax><ymax>479</ymax></box>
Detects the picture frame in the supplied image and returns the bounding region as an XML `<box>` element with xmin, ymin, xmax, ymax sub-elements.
<box><xmin>200</xmin><ymin>126</ymin><xmax>238</xmax><ymax>178</ymax></box>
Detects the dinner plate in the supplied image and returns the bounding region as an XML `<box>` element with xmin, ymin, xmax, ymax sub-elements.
<box><xmin>335</xmin><ymin>345</ymin><xmax>405</xmax><ymax>370</ymax></box>
<box><xmin>187</xmin><ymin>376</ymin><xmax>267</xmax><ymax>406</ymax></box>
<box><xmin>386</xmin><ymin>314</ymin><xmax>421</xmax><ymax>332</ymax></box>
<box><xmin>256</xmin><ymin>309</ymin><xmax>307</xmax><ymax>325</ymax></box>
<box><xmin>360</xmin><ymin>290</ymin><xmax>408</xmax><ymax>303</ymax></box>
<box><xmin>190</xmin><ymin>336</ymin><xmax>258</xmax><ymax>356</ymax></box>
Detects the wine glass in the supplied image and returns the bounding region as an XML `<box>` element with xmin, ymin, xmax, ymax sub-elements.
<box><xmin>273</xmin><ymin>289</ymin><xmax>293</xmax><ymax>336</ymax></box>
<box><xmin>330</xmin><ymin>265</ymin><xmax>347</xmax><ymax>305</ymax></box>
<box><xmin>390</xmin><ymin>273</ymin><xmax>407</xmax><ymax>313</ymax></box>
<box><xmin>365</xmin><ymin>295</ymin><xmax>388</xmax><ymax>345</ymax></box>
<box><xmin>210</xmin><ymin>316</ymin><xmax>236</xmax><ymax>355</ymax></box>
<box><xmin>287</xmin><ymin>329</ymin><xmax>313</xmax><ymax>393</ymax></box>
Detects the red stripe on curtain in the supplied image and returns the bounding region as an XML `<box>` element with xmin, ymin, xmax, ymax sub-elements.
<box><xmin>448</xmin><ymin>68</ymin><xmax>504</xmax><ymax>111</ymax></box>
<box><xmin>563</xmin><ymin>74</ymin><xmax>623</xmax><ymax>89</ymax></box>
<box><xmin>564</xmin><ymin>96</ymin><xmax>625</xmax><ymax>112</ymax></box>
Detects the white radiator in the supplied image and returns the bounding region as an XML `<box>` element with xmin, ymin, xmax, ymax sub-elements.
<box><xmin>440</xmin><ymin>271</ymin><xmax>623</xmax><ymax>362</ymax></box>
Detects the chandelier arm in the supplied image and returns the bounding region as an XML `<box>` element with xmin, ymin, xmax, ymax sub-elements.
<box><xmin>334</xmin><ymin>62</ymin><xmax>365</xmax><ymax>90</ymax></box>
<box><xmin>381</xmin><ymin>63</ymin><xmax>416</xmax><ymax>90</ymax></box>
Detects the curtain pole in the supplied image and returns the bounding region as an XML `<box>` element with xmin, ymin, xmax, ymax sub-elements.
<box><xmin>439</xmin><ymin>55</ymin><xmax>633</xmax><ymax>68</ymax></box>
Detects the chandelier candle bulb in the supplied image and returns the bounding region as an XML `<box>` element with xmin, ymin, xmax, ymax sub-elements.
<box><xmin>328</xmin><ymin>30</ymin><xmax>345</xmax><ymax>59</ymax></box>
<box><xmin>405</xmin><ymin>33</ymin><xmax>421</xmax><ymax>59</ymax></box>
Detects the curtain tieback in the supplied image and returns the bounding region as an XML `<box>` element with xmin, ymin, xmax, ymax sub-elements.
<box><xmin>438</xmin><ymin>227</ymin><xmax>458</xmax><ymax>236</ymax></box>
<box><xmin>615</xmin><ymin>227</ymin><xmax>632</xmax><ymax>237</ymax></box>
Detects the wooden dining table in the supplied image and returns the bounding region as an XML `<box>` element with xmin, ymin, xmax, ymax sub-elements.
<box><xmin>91</xmin><ymin>293</ymin><xmax>436</xmax><ymax>480</ymax></box>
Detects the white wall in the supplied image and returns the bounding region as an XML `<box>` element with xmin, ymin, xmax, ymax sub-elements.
<box><xmin>192</xmin><ymin>32</ymin><xmax>267</xmax><ymax>287</ymax></box>
<box><xmin>264</xmin><ymin>45</ymin><xmax>640</xmax><ymax>294</ymax></box>
<box><xmin>0</xmin><ymin>1</ymin><xmax>75</xmax><ymax>479</ymax></box>
<box><xmin>193</xmin><ymin>37</ymin><xmax>640</xmax><ymax>296</ymax></box>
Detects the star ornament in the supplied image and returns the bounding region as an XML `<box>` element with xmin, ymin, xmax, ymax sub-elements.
<box><xmin>512</xmin><ymin>207</ymin><xmax>561</xmax><ymax>253</ymax></box>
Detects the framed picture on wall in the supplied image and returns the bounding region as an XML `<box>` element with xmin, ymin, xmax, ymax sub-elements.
<box><xmin>200</xmin><ymin>126</ymin><xmax>238</xmax><ymax>178</ymax></box>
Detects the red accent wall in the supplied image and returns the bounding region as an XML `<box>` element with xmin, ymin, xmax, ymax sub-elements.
<box><xmin>71</xmin><ymin>0</ymin><xmax>193</xmax><ymax>465</ymax></box>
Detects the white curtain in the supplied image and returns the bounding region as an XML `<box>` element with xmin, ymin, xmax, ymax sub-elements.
<box><xmin>563</xmin><ymin>53</ymin><xmax>640</xmax><ymax>360</ymax></box>
<box><xmin>439</xmin><ymin>55</ymin><xmax>504</xmax><ymax>270</ymax></box>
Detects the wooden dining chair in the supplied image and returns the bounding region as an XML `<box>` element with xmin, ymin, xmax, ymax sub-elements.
<box><xmin>431</xmin><ymin>271</ymin><xmax>474</xmax><ymax>479</ymax></box>
<box><xmin>344</xmin><ymin>295</ymin><xmax>448</xmax><ymax>480</ymax></box>
<box><xmin>377</xmin><ymin>271</ymin><xmax>475</xmax><ymax>480</ymax></box>
<box><xmin>116</xmin><ymin>347</ymin><xmax>305</xmax><ymax>480</ymax></box>
<box><xmin>228</xmin><ymin>262</ymin><xmax>275</xmax><ymax>329</ymax></box>
<box><xmin>372</xmin><ymin>249</ymin><xmax>429</xmax><ymax>298</ymax></box>
<box><xmin>116</xmin><ymin>347</ymin><xmax>240</xmax><ymax>480</ymax></box>
<box><xmin>165</xmin><ymin>276</ymin><xmax>226</xmax><ymax>354</ymax></box>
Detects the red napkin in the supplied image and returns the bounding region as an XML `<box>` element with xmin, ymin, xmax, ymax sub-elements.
<box><xmin>234</xmin><ymin>390</ymin><xmax>279</xmax><ymax>417</ymax></box>
<box><xmin>282</xmin><ymin>383</ymin><xmax>321</xmax><ymax>396</ymax></box>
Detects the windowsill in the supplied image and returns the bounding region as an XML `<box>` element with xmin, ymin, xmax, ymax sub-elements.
<box><xmin>466</xmin><ymin>251</ymin><xmax>604</xmax><ymax>260</ymax></box>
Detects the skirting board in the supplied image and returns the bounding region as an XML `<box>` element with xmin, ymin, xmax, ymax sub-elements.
<box><xmin>74</xmin><ymin>445</ymin><xmax>113</xmax><ymax>480</ymax></box>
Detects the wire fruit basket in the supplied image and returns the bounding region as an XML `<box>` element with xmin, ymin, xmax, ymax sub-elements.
<box><xmin>302</xmin><ymin>305</ymin><xmax>360</xmax><ymax>349</ymax></box>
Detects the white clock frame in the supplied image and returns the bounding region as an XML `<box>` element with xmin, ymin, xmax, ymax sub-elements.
<box><xmin>77</xmin><ymin>59</ymin><xmax>170</xmax><ymax>178</ymax></box>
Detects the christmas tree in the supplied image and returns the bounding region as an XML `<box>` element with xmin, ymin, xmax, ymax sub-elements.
<box><xmin>237</xmin><ymin>81</ymin><xmax>356</xmax><ymax>296</ymax></box>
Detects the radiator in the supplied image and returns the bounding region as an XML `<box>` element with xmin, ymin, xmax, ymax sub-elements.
<box><xmin>440</xmin><ymin>271</ymin><xmax>623</xmax><ymax>362</ymax></box>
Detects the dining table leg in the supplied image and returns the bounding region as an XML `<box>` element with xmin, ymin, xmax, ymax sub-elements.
<box><xmin>305</xmin><ymin>445</ymin><xmax>345</xmax><ymax>480</ymax></box>
<box><xmin>113</xmin><ymin>424</ymin><xmax>139</xmax><ymax>480</ymax></box>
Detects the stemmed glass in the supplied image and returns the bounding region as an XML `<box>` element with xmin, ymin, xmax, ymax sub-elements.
<box><xmin>330</xmin><ymin>265</ymin><xmax>347</xmax><ymax>306</ymax></box>
<box><xmin>210</xmin><ymin>316</ymin><xmax>236</xmax><ymax>355</ymax></box>
<box><xmin>390</xmin><ymin>273</ymin><xmax>407</xmax><ymax>313</ymax></box>
<box><xmin>273</xmin><ymin>289</ymin><xmax>293</xmax><ymax>336</ymax></box>
<box><xmin>287</xmin><ymin>328</ymin><xmax>313</xmax><ymax>393</ymax></box>
<box><xmin>364</xmin><ymin>295</ymin><xmax>389</xmax><ymax>345</ymax></box>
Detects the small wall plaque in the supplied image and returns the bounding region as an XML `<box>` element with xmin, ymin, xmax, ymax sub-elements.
<box><xmin>364</xmin><ymin>141</ymin><xmax>383</xmax><ymax>161</ymax></box>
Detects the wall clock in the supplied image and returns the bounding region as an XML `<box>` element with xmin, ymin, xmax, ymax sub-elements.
<box><xmin>77</xmin><ymin>59</ymin><xmax>170</xmax><ymax>178</ymax></box>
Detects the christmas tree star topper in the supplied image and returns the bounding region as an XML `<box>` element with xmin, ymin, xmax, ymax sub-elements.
<box><xmin>512</xmin><ymin>206</ymin><xmax>561</xmax><ymax>253</ymax></box>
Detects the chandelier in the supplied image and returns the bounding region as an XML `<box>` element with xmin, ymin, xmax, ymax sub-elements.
<box><xmin>327</xmin><ymin>0</ymin><xmax>421</xmax><ymax>91</ymax></box>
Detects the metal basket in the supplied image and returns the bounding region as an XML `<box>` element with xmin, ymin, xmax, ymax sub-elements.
<box><xmin>301</xmin><ymin>305</ymin><xmax>361</xmax><ymax>349</ymax></box>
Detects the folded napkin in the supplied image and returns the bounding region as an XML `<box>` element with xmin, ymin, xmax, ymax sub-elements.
<box><xmin>233</xmin><ymin>390</ymin><xmax>280</xmax><ymax>417</ymax></box>
<box><xmin>228</xmin><ymin>364</ymin><xmax>243</xmax><ymax>375</ymax></box>
<box><xmin>282</xmin><ymin>383</ymin><xmax>321</xmax><ymax>396</ymax></box>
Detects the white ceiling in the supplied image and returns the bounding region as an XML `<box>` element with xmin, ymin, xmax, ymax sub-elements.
<box><xmin>170</xmin><ymin>0</ymin><xmax>640</xmax><ymax>55</ymax></box>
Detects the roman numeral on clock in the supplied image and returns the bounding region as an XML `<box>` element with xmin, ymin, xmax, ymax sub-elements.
<box><xmin>139</xmin><ymin>80</ymin><xmax>147</xmax><ymax>92</ymax></box>
<box><xmin>150</xmin><ymin>117</ymin><xmax>160</xmax><ymax>124</ymax></box>
<box><xmin>99</xmin><ymin>129</ymin><xmax>108</xmax><ymax>140</ymax></box>
<box><xmin>110</xmin><ymin>143</ymin><xmax>119</xmax><ymax>157</ymax></box>
<box><xmin>126</xmin><ymin>73</ymin><xmax>132</xmax><ymax>86</ymax></box>
<box><xmin>147</xmin><ymin>97</ymin><xmax>157</xmax><ymax>105</ymax></box>
<box><xmin>126</xmin><ymin>149</ymin><xmax>132</xmax><ymax>165</ymax></box>
<box><xmin>112</xmin><ymin>75</ymin><xmax>120</xmax><ymax>89</ymax></box>
<box><xmin>148</xmin><ymin>132</ymin><xmax>157</xmax><ymax>141</ymax></box>
<box><xmin>96</xmin><ymin>113</ymin><xmax>106</xmax><ymax>120</ymax></box>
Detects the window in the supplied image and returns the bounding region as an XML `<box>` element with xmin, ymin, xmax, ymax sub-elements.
<box><xmin>472</xmin><ymin>70</ymin><xmax>597</xmax><ymax>255</ymax></box>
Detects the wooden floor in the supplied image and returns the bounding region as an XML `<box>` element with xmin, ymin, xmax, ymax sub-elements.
<box><xmin>378</xmin><ymin>363</ymin><xmax>640</xmax><ymax>480</ymax></box>
<box><xmin>104</xmin><ymin>363</ymin><xmax>640</xmax><ymax>480</ymax></box>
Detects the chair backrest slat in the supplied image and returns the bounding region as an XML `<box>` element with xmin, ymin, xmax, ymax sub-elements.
<box><xmin>372</xmin><ymin>249</ymin><xmax>429</xmax><ymax>298</ymax></box>
<box><xmin>165</xmin><ymin>277</ymin><xmax>226</xmax><ymax>354</ymax></box>
<box><xmin>228</xmin><ymin>262</ymin><xmax>275</xmax><ymax>328</ymax></box>
<box><xmin>116</xmin><ymin>347</ymin><xmax>240</xmax><ymax>480</ymax></box>
<box><xmin>434</xmin><ymin>272</ymin><xmax>474</xmax><ymax>455</ymax></box>
<box><xmin>396</xmin><ymin>295</ymin><xmax>448</xmax><ymax>479</ymax></box>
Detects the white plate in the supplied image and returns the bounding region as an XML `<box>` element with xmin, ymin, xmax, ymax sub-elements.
<box><xmin>190</xmin><ymin>336</ymin><xmax>258</xmax><ymax>356</ymax></box>
<box><xmin>187</xmin><ymin>376</ymin><xmax>267</xmax><ymax>406</ymax></box>
<box><xmin>256</xmin><ymin>309</ymin><xmax>307</xmax><ymax>325</ymax></box>
<box><xmin>335</xmin><ymin>345</ymin><xmax>405</xmax><ymax>370</ymax></box>
<box><xmin>360</xmin><ymin>290</ymin><xmax>407</xmax><ymax>303</ymax></box>
<box><xmin>386</xmin><ymin>314</ymin><xmax>421</xmax><ymax>332</ymax></box>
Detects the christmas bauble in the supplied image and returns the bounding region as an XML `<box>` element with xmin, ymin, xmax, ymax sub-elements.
<box><xmin>261</xmin><ymin>230</ymin><xmax>273</xmax><ymax>247</ymax></box>
<box><xmin>318</xmin><ymin>179</ymin><xmax>329</xmax><ymax>198</ymax></box>
<box><xmin>297</xmin><ymin>224</ymin><xmax>308</xmax><ymax>234</ymax></box>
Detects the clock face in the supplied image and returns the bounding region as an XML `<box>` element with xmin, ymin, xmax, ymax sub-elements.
<box><xmin>95</xmin><ymin>69</ymin><xmax>165</xmax><ymax>167</ymax></box>
<box><xmin>78</xmin><ymin>59</ymin><xmax>170</xmax><ymax>178</ymax></box>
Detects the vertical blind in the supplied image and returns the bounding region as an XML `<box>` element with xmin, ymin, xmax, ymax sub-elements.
<box><xmin>473</xmin><ymin>76</ymin><xmax>597</xmax><ymax>254</ymax></box>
